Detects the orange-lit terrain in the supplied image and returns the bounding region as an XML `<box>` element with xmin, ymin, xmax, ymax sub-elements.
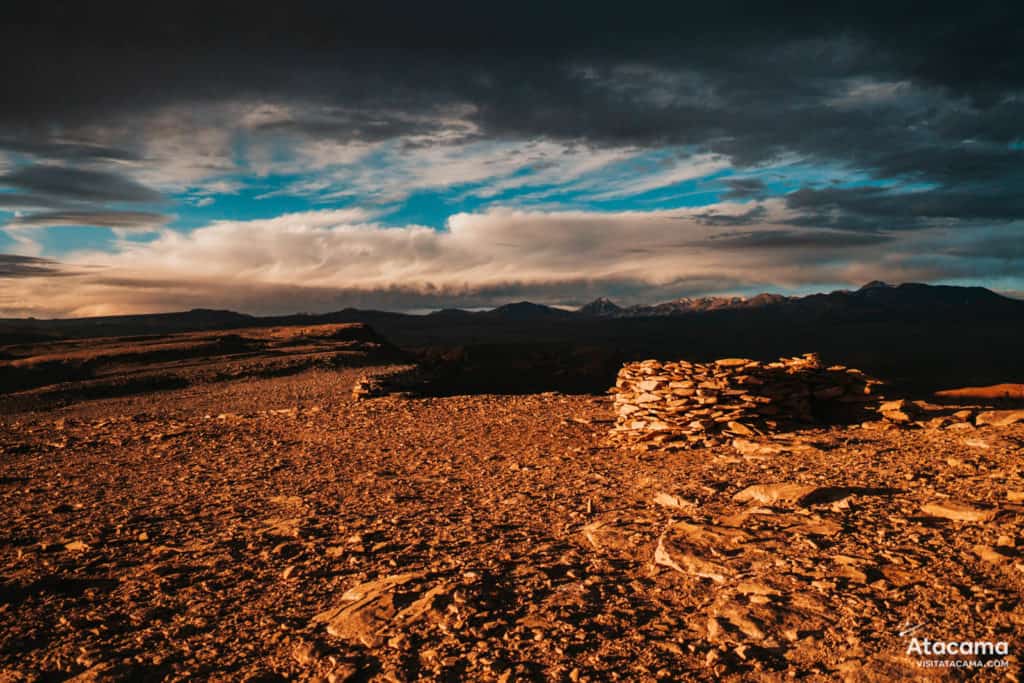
<box><xmin>2</xmin><ymin>319</ymin><xmax>1024</xmax><ymax>681</ymax></box>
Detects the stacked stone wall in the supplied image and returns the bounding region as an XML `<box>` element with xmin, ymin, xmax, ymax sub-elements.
<box><xmin>610</xmin><ymin>353</ymin><xmax>881</xmax><ymax>448</ymax></box>
<box><xmin>351</xmin><ymin>365</ymin><xmax>425</xmax><ymax>399</ymax></box>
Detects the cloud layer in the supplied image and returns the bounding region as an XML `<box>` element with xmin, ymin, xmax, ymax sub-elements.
<box><xmin>4</xmin><ymin>205</ymin><xmax>1022</xmax><ymax>318</ymax></box>
<box><xmin>1</xmin><ymin>3</ymin><xmax>1022</xmax><ymax>314</ymax></box>
<box><xmin>2</xmin><ymin>4</ymin><xmax>1021</xmax><ymax>214</ymax></box>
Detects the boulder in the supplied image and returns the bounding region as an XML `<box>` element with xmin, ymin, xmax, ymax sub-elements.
<box><xmin>975</xmin><ymin>410</ymin><xmax>1024</xmax><ymax>427</ymax></box>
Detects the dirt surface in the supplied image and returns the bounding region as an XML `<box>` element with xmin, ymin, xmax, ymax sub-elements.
<box><xmin>0</xmin><ymin>323</ymin><xmax>402</xmax><ymax>407</ymax></box>
<box><xmin>2</xmin><ymin>364</ymin><xmax>1024</xmax><ymax>682</ymax></box>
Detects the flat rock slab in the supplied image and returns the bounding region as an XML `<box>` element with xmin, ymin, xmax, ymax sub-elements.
<box><xmin>976</xmin><ymin>410</ymin><xmax>1024</xmax><ymax>427</ymax></box>
<box><xmin>973</xmin><ymin>544</ymin><xmax>1017</xmax><ymax>565</ymax></box>
<box><xmin>731</xmin><ymin>438</ymin><xmax>823</xmax><ymax>459</ymax></box>
<box><xmin>312</xmin><ymin>572</ymin><xmax>453</xmax><ymax>647</ymax></box>
<box><xmin>705</xmin><ymin>592</ymin><xmax>833</xmax><ymax>648</ymax></box>
<box><xmin>581</xmin><ymin>517</ymin><xmax>657</xmax><ymax>560</ymax></box>
<box><xmin>654</xmin><ymin>521</ymin><xmax>763</xmax><ymax>583</ymax></box>
<box><xmin>652</xmin><ymin>492</ymin><xmax>695</xmax><ymax>510</ymax></box>
<box><xmin>733</xmin><ymin>483</ymin><xmax>857</xmax><ymax>507</ymax></box>
<box><xmin>731</xmin><ymin>439</ymin><xmax>784</xmax><ymax>459</ymax></box>
<box><xmin>714</xmin><ymin>358</ymin><xmax>754</xmax><ymax>367</ymax></box>
<box><xmin>920</xmin><ymin>500</ymin><xmax>996</xmax><ymax>522</ymax></box>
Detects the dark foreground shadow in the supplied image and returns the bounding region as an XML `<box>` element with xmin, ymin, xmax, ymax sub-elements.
<box><xmin>410</xmin><ymin>343</ymin><xmax>624</xmax><ymax>396</ymax></box>
<box><xmin>801</xmin><ymin>486</ymin><xmax>905</xmax><ymax>505</ymax></box>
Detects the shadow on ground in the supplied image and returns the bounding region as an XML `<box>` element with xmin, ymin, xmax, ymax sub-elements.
<box><xmin>409</xmin><ymin>344</ymin><xmax>624</xmax><ymax>396</ymax></box>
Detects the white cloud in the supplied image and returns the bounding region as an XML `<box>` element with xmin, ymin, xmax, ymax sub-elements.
<box><xmin>2</xmin><ymin>201</ymin><xmax>974</xmax><ymax>317</ymax></box>
<box><xmin>825</xmin><ymin>78</ymin><xmax>953</xmax><ymax>117</ymax></box>
<box><xmin>11</xmin><ymin>99</ymin><xmax>727</xmax><ymax>213</ymax></box>
<box><xmin>459</xmin><ymin>145</ymin><xmax>639</xmax><ymax>199</ymax></box>
<box><xmin>582</xmin><ymin>153</ymin><xmax>731</xmax><ymax>199</ymax></box>
<box><xmin>0</xmin><ymin>225</ymin><xmax>44</xmax><ymax>257</ymax></box>
<box><xmin>573</xmin><ymin>63</ymin><xmax>727</xmax><ymax>111</ymax></box>
<box><xmin>258</xmin><ymin>136</ymin><xmax>642</xmax><ymax>204</ymax></box>
<box><xmin>190</xmin><ymin>180</ymin><xmax>245</xmax><ymax>196</ymax></box>
<box><xmin>73</xmin><ymin>107</ymin><xmax>237</xmax><ymax>191</ymax></box>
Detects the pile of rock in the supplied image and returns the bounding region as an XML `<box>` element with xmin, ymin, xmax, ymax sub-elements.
<box><xmin>609</xmin><ymin>353</ymin><xmax>881</xmax><ymax>449</ymax></box>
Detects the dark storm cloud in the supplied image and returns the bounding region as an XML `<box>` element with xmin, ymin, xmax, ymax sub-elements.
<box><xmin>722</xmin><ymin>178</ymin><xmax>766</xmax><ymax>200</ymax></box>
<box><xmin>939</xmin><ymin>230</ymin><xmax>1024</xmax><ymax>261</ymax></box>
<box><xmin>0</xmin><ymin>136</ymin><xmax>140</xmax><ymax>163</ymax></box>
<box><xmin>787</xmin><ymin>184</ymin><xmax>1024</xmax><ymax>231</ymax></box>
<box><xmin>0</xmin><ymin>254</ymin><xmax>68</xmax><ymax>278</ymax></box>
<box><xmin>0</xmin><ymin>165</ymin><xmax>166</xmax><ymax>231</ymax></box>
<box><xmin>0</xmin><ymin>166</ymin><xmax>163</xmax><ymax>204</ymax></box>
<box><xmin>8</xmin><ymin>210</ymin><xmax>168</xmax><ymax>229</ymax></box>
<box><xmin>0</xmin><ymin>193</ymin><xmax>78</xmax><ymax>211</ymax></box>
<box><xmin>705</xmin><ymin>229</ymin><xmax>891</xmax><ymax>249</ymax></box>
<box><xmin>691</xmin><ymin>206</ymin><xmax>769</xmax><ymax>226</ymax></box>
<box><xmin>0</xmin><ymin>1</ymin><xmax>1021</xmax><ymax>226</ymax></box>
<box><xmin>4</xmin><ymin>3</ymin><xmax>1020</xmax><ymax>120</ymax></box>
<box><xmin>251</xmin><ymin>108</ymin><xmax>452</xmax><ymax>145</ymax></box>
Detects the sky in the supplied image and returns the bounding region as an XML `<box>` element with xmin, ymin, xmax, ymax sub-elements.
<box><xmin>1</xmin><ymin>2</ymin><xmax>1022</xmax><ymax>317</ymax></box>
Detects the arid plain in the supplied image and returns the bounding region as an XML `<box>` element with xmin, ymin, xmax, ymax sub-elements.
<box><xmin>2</xmin><ymin>295</ymin><xmax>1024</xmax><ymax>681</ymax></box>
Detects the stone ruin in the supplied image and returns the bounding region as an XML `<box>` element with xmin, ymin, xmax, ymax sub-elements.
<box><xmin>351</xmin><ymin>365</ymin><xmax>426</xmax><ymax>400</ymax></box>
<box><xmin>609</xmin><ymin>353</ymin><xmax>882</xmax><ymax>449</ymax></box>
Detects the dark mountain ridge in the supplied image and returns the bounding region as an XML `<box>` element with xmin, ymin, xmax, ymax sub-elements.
<box><xmin>3</xmin><ymin>282</ymin><xmax>1023</xmax><ymax>392</ymax></box>
<box><xmin>576</xmin><ymin>282</ymin><xmax>1021</xmax><ymax>319</ymax></box>
<box><xmin>2</xmin><ymin>282</ymin><xmax>1020</xmax><ymax>343</ymax></box>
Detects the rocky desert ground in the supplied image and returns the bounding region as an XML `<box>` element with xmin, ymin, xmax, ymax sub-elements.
<box><xmin>2</xmin><ymin>324</ymin><xmax>1024</xmax><ymax>682</ymax></box>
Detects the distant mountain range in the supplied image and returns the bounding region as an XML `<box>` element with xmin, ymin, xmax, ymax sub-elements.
<box><xmin>3</xmin><ymin>281</ymin><xmax>1023</xmax><ymax>392</ymax></box>
<box><xmin>570</xmin><ymin>281</ymin><xmax>1023</xmax><ymax>319</ymax></box>
<box><xmin>577</xmin><ymin>292</ymin><xmax>785</xmax><ymax>316</ymax></box>
<box><xmin>2</xmin><ymin>282</ymin><xmax>1021</xmax><ymax>344</ymax></box>
<box><xmin>419</xmin><ymin>281</ymin><xmax>1022</xmax><ymax>320</ymax></box>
